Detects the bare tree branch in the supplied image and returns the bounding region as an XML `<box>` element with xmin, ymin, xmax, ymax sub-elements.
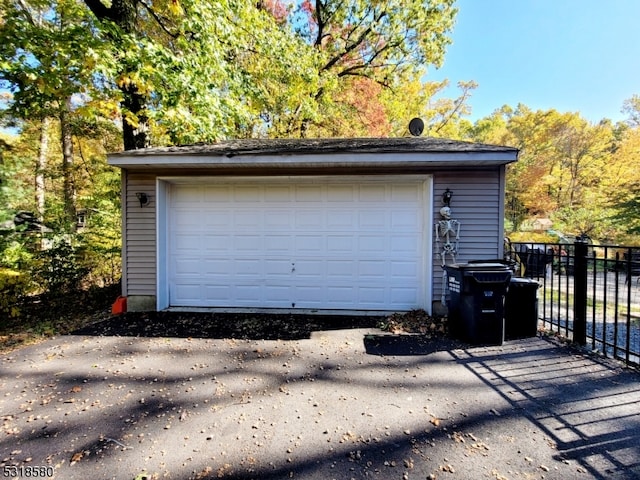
<box><xmin>433</xmin><ymin>82</ymin><xmax>475</xmax><ymax>134</ymax></box>
<box><xmin>138</xmin><ymin>0</ymin><xmax>180</xmax><ymax>39</ymax></box>
<box><xmin>319</xmin><ymin>9</ymin><xmax>386</xmax><ymax>73</ymax></box>
<box><xmin>15</xmin><ymin>0</ymin><xmax>39</xmax><ymax>26</ymax></box>
<box><xmin>314</xmin><ymin>0</ymin><xmax>325</xmax><ymax>47</ymax></box>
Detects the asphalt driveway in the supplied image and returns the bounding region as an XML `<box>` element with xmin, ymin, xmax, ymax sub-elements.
<box><xmin>1</xmin><ymin>313</ymin><xmax>639</xmax><ymax>480</ymax></box>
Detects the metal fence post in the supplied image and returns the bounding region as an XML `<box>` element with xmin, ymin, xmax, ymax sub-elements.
<box><xmin>573</xmin><ymin>239</ymin><xmax>588</xmax><ymax>345</ymax></box>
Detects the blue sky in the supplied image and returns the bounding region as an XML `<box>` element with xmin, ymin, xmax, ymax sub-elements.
<box><xmin>427</xmin><ymin>0</ymin><xmax>640</xmax><ymax>123</ymax></box>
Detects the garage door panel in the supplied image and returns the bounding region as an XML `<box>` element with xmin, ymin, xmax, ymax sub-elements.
<box><xmin>327</xmin><ymin>260</ymin><xmax>355</xmax><ymax>278</ymax></box>
<box><xmin>264</xmin><ymin>259</ymin><xmax>293</xmax><ymax>275</ymax></box>
<box><xmin>295</xmin><ymin>185</ymin><xmax>323</xmax><ymax>201</ymax></box>
<box><xmin>327</xmin><ymin>286</ymin><xmax>355</xmax><ymax>303</ymax></box>
<box><xmin>265</xmin><ymin>212</ymin><xmax>293</xmax><ymax>229</ymax></box>
<box><xmin>264</xmin><ymin>185</ymin><xmax>292</xmax><ymax>201</ymax></box>
<box><xmin>358</xmin><ymin>260</ymin><xmax>387</xmax><ymax>278</ymax></box>
<box><xmin>392</xmin><ymin>184</ymin><xmax>421</xmax><ymax>201</ymax></box>
<box><xmin>295</xmin><ymin>235</ymin><xmax>324</xmax><ymax>254</ymax></box>
<box><xmin>327</xmin><ymin>185</ymin><xmax>354</xmax><ymax>201</ymax></box>
<box><xmin>390</xmin><ymin>287</ymin><xmax>419</xmax><ymax>305</ymax></box>
<box><xmin>174</xmin><ymin>258</ymin><xmax>201</xmax><ymax>275</ymax></box>
<box><xmin>173</xmin><ymin>283</ymin><xmax>203</xmax><ymax>302</ymax></box>
<box><xmin>235</xmin><ymin>259</ymin><xmax>262</xmax><ymax>275</ymax></box>
<box><xmin>295</xmin><ymin>259</ymin><xmax>324</xmax><ymax>274</ymax></box>
<box><xmin>236</xmin><ymin>284</ymin><xmax>263</xmax><ymax>301</ymax></box>
<box><xmin>390</xmin><ymin>235</ymin><xmax>420</xmax><ymax>253</ymax></box>
<box><xmin>391</xmin><ymin>261</ymin><xmax>419</xmax><ymax>278</ymax></box>
<box><xmin>327</xmin><ymin>235</ymin><xmax>354</xmax><ymax>253</ymax></box>
<box><xmin>203</xmin><ymin>234</ymin><xmax>231</xmax><ymax>251</ymax></box>
<box><xmin>174</xmin><ymin>208</ymin><xmax>203</xmax><ymax>227</ymax></box>
<box><xmin>359</xmin><ymin>185</ymin><xmax>386</xmax><ymax>201</ymax></box>
<box><xmin>358</xmin><ymin>235</ymin><xmax>386</xmax><ymax>252</ymax></box>
<box><xmin>234</xmin><ymin>211</ymin><xmax>263</xmax><ymax>228</ymax></box>
<box><xmin>173</xmin><ymin>186</ymin><xmax>202</xmax><ymax>203</ymax></box>
<box><xmin>204</xmin><ymin>185</ymin><xmax>232</xmax><ymax>201</ymax></box>
<box><xmin>296</xmin><ymin>285</ymin><xmax>324</xmax><ymax>305</ymax></box>
<box><xmin>174</xmin><ymin>233</ymin><xmax>201</xmax><ymax>251</ymax></box>
<box><xmin>234</xmin><ymin>235</ymin><xmax>262</xmax><ymax>252</ymax></box>
<box><xmin>264</xmin><ymin>286</ymin><xmax>292</xmax><ymax>304</ymax></box>
<box><xmin>202</xmin><ymin>258</ymin><xmax>232</xmax><ymax>273</ymax></box>
<box><xmin>359</xmin><ymin>210</ymin><xmax>387</xmax><ymax>228</ymax></box>
<box><xmin>203</xmin><ymin>284</ymin><xmax>231</xmax><ymax>301</ymax></box>
<box><xmin>234</xmin><ymin>186</ymin><xmax>261</xmax><ymax>201</ymax></box>
<box><xmin>203</xmin><ymin>211</ymin><xmax>231</xmax><ymax>227</ymax></box>
<box><xmin>391</xmin><ymin>211</ymin><xmax>420</xmax><ymax>229</ymax></box>
<box><xmin>358</xmin><ymin>287</ymin><xmax>386</xmax><ymax>305</ymax></box>
<box><xmin>295</xmin><ymin>210</ymin><xmax>324</xmax><ymax>228</ymax></box>
<box><xmin>168</xmin><ymin>179</ymin><xmax>427</xmax><ymax>310</ymax></box>
<box><xmin>264</xmin><ymin>236</ymin><xmax>293</xmax><ymax>252</ymax></box>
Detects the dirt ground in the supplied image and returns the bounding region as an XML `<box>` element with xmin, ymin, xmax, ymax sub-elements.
<box><xmin>1</xmin><ymin>312</ymin><xmax>639</xmax><ymax>480</ymax></box>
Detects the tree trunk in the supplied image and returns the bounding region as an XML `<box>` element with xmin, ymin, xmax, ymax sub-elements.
<box><xmin>121</xmin><ymin>85</ymin><xmax>150</xmax><ymax>150</ymax></box>
<box><xmin>34</xmin><ymin>118</ymin><xmax>51</xmax><ymax>249</ymax></box>
<box><xmin>35</xmin><ymin>117</ymin><xmax>49</xmax><ymax>222</ymax></box>
<box><xmin>83</xmin><ymin>0</ymin><xmax>150</xmax><ymax>150</ymax></box>
<box><xmin>60</xmin><ymin>98</ymin><xmax>77</xmax><ymax>232</ymax></box>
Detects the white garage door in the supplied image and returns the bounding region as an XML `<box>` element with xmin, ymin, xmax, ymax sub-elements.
<box><xmin>167</xmin><ymin>177</ymin><xmax>429</xmax><ymax>311</ymax></box>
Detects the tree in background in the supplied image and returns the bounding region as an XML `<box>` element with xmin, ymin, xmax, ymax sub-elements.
<box><xmin>0</xmin><ymin>0</ymin><xmax>113</xmax><ymax>230</ymax></box>
<box><xmin>467</xmin><ymin>101</ymin><xmax>640</xmax><ymax>242</ymax></box>
<box><xmin>606</xmin><ymin>117</ymin><xmax>640</xmax><ymax>238</ymax></box>
<box><xmin>282</xmin><ymin>0</ymin><xmax>458</xmax><ymax>137</ymax></box>
<box><xmin>3</xmin><ymin>0</ymin><xmax>462</xmax><ymax>146</ymax></box>
<box><xmin>622</xmin><ymin>94</ymin><xmax>640</xmax><ymax>128</ymax></box>
<box><xmin>1</xmin><ymin>0</ymin><xmax>123</xmax><ymax>295</ymax></box>
<box><xmin>78</xmin><ymin>0</ymin><xmax>327</xmax><ymax>146</ymax></box>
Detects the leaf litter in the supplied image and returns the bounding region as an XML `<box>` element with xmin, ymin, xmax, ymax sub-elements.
<box><xmin>0</xmin><ymin>311</ymin><xmax>576</xmax><ymax>479</ymax></box>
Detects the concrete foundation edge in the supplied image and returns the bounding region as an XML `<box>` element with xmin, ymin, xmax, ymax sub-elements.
<box><xmin>126</xmin><ymin>295</ymin><xmax>157</xmax><ymax>312</ymax></box>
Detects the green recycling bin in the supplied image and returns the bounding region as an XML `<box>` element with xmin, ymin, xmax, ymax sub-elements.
<box><xmin>504</xmin><ymin>277</ymin><xmax>540</xmax><ymax>340</ymax></box>
<box><xmin>445</xmin><ymin>263</ymin><xmax>512</xmax><ymax>346</ymax></box>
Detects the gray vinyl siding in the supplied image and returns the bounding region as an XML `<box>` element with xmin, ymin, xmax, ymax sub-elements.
<box><xmin>124</xmin><ymin>173</ymin><xmax>157</xmax><ymax>296</ymax></box>
<box><xmin>432</xmin><ymin>169</ymin><xmax>504</xmax><ymax>301</ymax></box>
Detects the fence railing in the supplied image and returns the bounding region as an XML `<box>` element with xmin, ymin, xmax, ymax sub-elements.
<box><xmin>505</xmin><ymin>241</ymin><xmax>640</xmax><ymax>368</ymax></box>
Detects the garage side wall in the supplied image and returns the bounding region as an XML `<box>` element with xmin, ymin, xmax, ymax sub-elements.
<box><xmin>432</xmin><ymin>169</ymin><xmax>504</xmax><ymax>309</ymax></box>
<box><xmin>123</xmin><ymin>172</ymin><xmax>157</xmax><ymax>311</ymax></box>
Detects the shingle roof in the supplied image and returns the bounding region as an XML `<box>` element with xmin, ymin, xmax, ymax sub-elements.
<box><xmin>109</xmin><ymin>137</ymin><xmax>518</xmax><ymax>158</ymax></box>
<box><xmin>107</xmin><ymin>137</ymin><xmax>519</xmax><ymax>172</ymax></box>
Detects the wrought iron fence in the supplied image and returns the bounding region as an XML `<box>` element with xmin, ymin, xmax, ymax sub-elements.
<box><xmin>505</xmin><ymin>240</ymin><xmax>640</xmax><ymax>368</ymax></box>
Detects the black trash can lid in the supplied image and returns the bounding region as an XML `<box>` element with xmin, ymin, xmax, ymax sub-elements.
<box><xmin>510</xmin><ymin>277</ymin><xmax>540</xmax><ymax>288</ymax></box>
<box><xmin>447</xmin><ymin>262</ymin><xmax>511</xmax><ymax>270</ymax></box>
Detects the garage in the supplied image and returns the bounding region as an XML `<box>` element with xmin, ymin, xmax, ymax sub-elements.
<box><xmin>164</xmin><ymin>176</ymin><xmax>430</xmax><ymax>311</ymax></box>
<box><xmin>109</xmin><ymin>137</ymin><xmax>518</xmax><ymax>313</ymax></box>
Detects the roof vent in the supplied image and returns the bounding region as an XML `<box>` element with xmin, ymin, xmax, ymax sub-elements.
<box><xmin>408</xmin><ymin>118</ymin><xmax>424</xmax><ymax>137</ymax></box>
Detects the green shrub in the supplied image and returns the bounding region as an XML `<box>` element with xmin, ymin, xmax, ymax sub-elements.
<box><xmin>507</xmin><ymin>231</ymin><xmax>558</xmax><ymax>243</ymax></box>
<box><xmin>0</xmin><ymin>268</ymin><xmax>29</xmax><ymax>320</ymax></box>
<box><xmin>30</xmin><ymin>238</ymin><xmax>90</xmax><ymax>296</ymax></box>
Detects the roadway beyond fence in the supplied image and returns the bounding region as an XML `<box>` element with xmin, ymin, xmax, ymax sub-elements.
<box><xmin>505</xmin><ymin>240</ymin><xmax>640</xmax><ymax>368</ymax></box>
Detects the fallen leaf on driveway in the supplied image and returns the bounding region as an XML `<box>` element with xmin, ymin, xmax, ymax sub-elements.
<box><xmin>70</xmin><ymin>451</ymin><xmax>83</xmax><ymax>465</ymax></box>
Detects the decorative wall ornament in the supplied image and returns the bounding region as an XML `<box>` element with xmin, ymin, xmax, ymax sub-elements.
<box><xmin>435</xmin><ymin>189</ymin><xmax>460</xmax><ymax>303</ymax></box>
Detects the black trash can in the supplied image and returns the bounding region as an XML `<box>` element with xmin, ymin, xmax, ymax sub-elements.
<box><xmin>504</xmin><ymin>277</ymin><xmax>540</xmax><ymax>340</ymax></box>
<box><xmin>523</xmin><ymin>247</ymin><xmax>551</xmax><ymax>278</ymax></box>
<box><xmin>445</xmin><ymin>263</ymin><xmax>512</xmax><ymax>346</ymax></box>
